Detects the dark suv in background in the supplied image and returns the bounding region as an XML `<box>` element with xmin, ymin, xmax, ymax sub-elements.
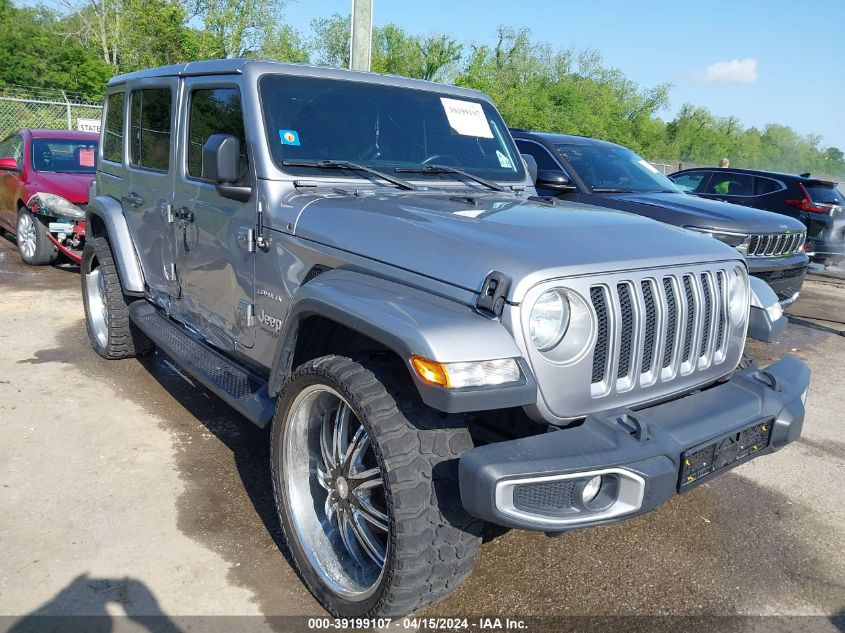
<box><xmin>512</xmin><ymin>130</ymin><xmax>809</xmax><ymax>305</ymax></box>
<box><xmin>669</xmin><ymin>167</ymin><xmax>844</xmax><ymax>264</ymax></box>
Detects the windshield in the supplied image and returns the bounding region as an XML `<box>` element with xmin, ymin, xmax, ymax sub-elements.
<box><xmin>806</xmin><ymin>184</ymin><xmax>844</xmax><ymax>205</ymax></box>
<box><xmin>259</xmin><ymin>74</ymin><xmax>524</xmax><ymax>183</ymax></box>
<box><xmin>556</xmin><ymin>143</ymin><xmax>681</xmax><ymax>193</ymax></box>
<box><xmin>31</xmin><ymin>138</ymin><xmax>98</xmax><ymax>174</ymax></box>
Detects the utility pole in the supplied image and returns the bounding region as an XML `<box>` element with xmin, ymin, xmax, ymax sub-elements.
<box><xmin>349</xmin><ymin>0</ymin><xmax>373</xmax><ymax>71</ymax></box>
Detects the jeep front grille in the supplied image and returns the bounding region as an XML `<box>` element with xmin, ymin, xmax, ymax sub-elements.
<box><xmin>589</xmin><ymin>268</ymin><xmax>730</xmax><ymax>398</ymax></box>
<box><xmin>518</xmin><ymin>262</ymin><xmax>746</xmax><ymax>422</ymax></box>
<box><xmin>746</xmin><ymin>232</ymin><xmax>805</xmax><ymax>257</ymax></box>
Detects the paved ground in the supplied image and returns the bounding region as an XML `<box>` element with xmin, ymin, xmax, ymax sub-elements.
<box><xmin>1</xmin><ymin>234</ymin><xmax>843</xmax><ymax>633</ymax></box>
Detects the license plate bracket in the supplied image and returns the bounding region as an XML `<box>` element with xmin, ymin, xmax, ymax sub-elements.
<box><xmin>679</xmin><ymin>419</ymin><xmax>773</xmax><ymax>490</ymax></box>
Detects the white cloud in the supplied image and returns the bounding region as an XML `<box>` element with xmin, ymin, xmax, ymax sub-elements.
<box><xmin>701</xmin><ymin>58</ymin><xmax>758</xmax><ymax>84</ymax></box>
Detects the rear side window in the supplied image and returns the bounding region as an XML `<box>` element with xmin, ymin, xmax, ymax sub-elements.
<box><xmin>754</xmin><ymin>177</ymin><xmax>783</xmax><ymax>196</ymax></box>
<box><xmin>187</xmin><ymin>87</ymin><xmax>247</xmax><ymax>182</ymax></box>
<box><xmin>130</xmin><ymin>88</ymin><xmax>172</xmax><ymax>171</ymax></box>
<box><xmin>706</xmin><ymin>172</ymin><xmax>754</xmax><ymax>196</ymax></box>
<box><xmin>672</xmin><ymin>172</ymin><xmax>708</xmax><ymax>192</ymax></box>
<box><xmin>805</xmin><ymin>185</ymin><xmax>844</xmax><ymax>205</ymax></box>
<box><xmin>103</xmin><ymin>92</ymin><xmax>124</xmax><ymax>163</ymax></box>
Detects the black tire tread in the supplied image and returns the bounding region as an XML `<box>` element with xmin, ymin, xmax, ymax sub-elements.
<box><xmin>16</xmin><ymin>207</ymin><xmax>57</xmax><ymax>266</ymax></box>
<box><xmin>271</xmin><ymin>354</ymin><xmax>482</xmax><ymax>617</ymax></box>
<box><xmin>82</xmin><ymin>235</ymin><xmax>153</xmax><ymax>359</ymax></box>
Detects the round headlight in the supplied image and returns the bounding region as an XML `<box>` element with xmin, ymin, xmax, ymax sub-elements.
<box><xmin>728</xmin><ymin>266</ymin><xmax>749</xmax><ymax>324</ymax></box>
<box><xmin>529</xmin><ymin>288</ymin><xmax>570</xmax><ymax>351</ymax></box>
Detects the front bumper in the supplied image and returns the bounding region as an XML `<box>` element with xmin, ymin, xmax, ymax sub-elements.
<box><xmin>746</xmin><ymin>254</ymin><xmax>807</xmax><ymax>304</ymax></box>
<box><xmin>459</xmin><ymin>355</ymin><xmax>810</xmax><ymax>532</ymax></box>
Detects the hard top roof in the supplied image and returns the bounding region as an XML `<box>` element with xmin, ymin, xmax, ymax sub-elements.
<box><xmin>107</xmin><ymin>58</ymin><xmax>490</xmax><ymax>101</ymax></box>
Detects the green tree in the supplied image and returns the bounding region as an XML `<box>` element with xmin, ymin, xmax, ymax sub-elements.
<box><xmin>0</xmin><ymin>0</ymin><xmax>111</xmax><ymax>98</ymax></box>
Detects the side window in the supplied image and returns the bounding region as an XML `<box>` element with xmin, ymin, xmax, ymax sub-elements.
<box><xmin>130</xmin><ymin>88</ymin><xmax>172</xmax><ymax>171</ymax></box>
<box><xmin>103</xmin><ymin>92</ymin><xmax>125</xmax><ymax>163</ymax></box>
<box><xmin>515</xmin><ymin>140</ymin><xmax>562</xmax><ymax>172</ymax></box>
<box><xmin>707</xmin><ymin>172</ymin><xmax>754</xmax><ymax>196</ymax></box>
<box><xmin>671</xmin><ymin>172</ymin><xmax>708</xmax><ymax>193</ymax></box>
<box><xmin>4</xmin><ymin>135</ymin><xmax>24</xmax><ymax>167</ymax></box>
<box><xmin>754</xmin><ymin>177</ymin><xmax>782</xmax><ymax>196</ymax></box>
<box><xmin>187</xmin><ymin>87</ymin><xmax>247</xmax><ymax>183</ymax></box>
<box><xmin>0</xmin><ymin>137</ymin><xmax>11</xmax><ymax>158</ymax></box>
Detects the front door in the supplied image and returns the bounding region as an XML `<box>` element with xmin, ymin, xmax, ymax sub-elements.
<box><xmin>123</xmin><ymin>77</ymin><xmax>180</xmax><ymax>298</ymax></box>
<box><xmin>172</xmin><ymin>78</ymin><xmax>256</xmax><ymax>349</ymax></box>
<box><xmin>0</xmin><ymin>134</ymin><xmax>24</xmax><ymax>230</ymax></box>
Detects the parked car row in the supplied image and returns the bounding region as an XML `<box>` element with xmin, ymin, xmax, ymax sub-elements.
<box><xmin>669</xmin><ymin>166</ymin><xmax>845</xmax><ymax>264</ymax></box>
<box><xmin>0</xmin><ymin>59</ymin><xmax>816</xmax><ymax>620</ymax></box>
<box><xmin>512</xmin><ymin>130</ymin><xmax>814</xmax><ymax>305</ymax></box>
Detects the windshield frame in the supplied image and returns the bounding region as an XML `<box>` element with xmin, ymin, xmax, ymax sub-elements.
<box><xmin>256</xmin><ymin>72</ymin><xmax>527</xmax><ymax>186</ymax></box>
<box><xmin>30</xmin><ymin>137</ymin><xmax>99</xmax><ymax>175</ymax></box>
<box><xmin>555</xmin><ymin>142</ymin><xmax>682</xmax><ymax>194</ymax></box>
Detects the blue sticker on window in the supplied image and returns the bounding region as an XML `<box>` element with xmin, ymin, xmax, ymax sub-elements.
<box><xmin>279</xmin><ymin>129</ymin><xmax>300</xmax><ymax>146</ymax></box>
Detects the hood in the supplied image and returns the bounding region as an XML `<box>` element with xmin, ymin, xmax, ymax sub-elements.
<box><xmin>289</xmin><ymin>191</ymin><xmax>742</xmax><ymax>302</ymax></box>
<box><xmin>603</xmin><ymin>192</ymin><xmax>805</xmax><ymax>234</ymax></box>
<box><xmin>27</xmin><ymin>172</ymin><xmax>95</xmax><ymax>205</ymax></box>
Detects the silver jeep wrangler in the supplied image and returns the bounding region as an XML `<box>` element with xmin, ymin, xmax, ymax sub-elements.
<box><xmin>82</xmin><ymin>59</ymin><xmax>810</xmax><ymax>618</ymax></box>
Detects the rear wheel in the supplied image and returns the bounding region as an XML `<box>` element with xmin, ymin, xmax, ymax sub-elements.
<box><xmin>16</xmin><ymin>208</ymin><xmax>56</xmax><ymax>266</ymax></box>
<box><xmin>272</xmin><ymin>355</ymin><xmax>482</xmax><ymax>617</ymax></box>
<box><xmin>81</xmin><ymin>235</ymin><xmax>152</xmax><ymax>359</ymax></box>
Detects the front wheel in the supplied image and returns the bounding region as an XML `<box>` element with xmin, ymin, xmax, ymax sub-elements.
<box><xmin>16</xmin><ymin>208</ymin><xmax>57</xmax><ymax>266</ymax></box>
<box><xmin>272</xmin><ymin>355</ymin><xmax>482</xmax><ymax>617</ymax></box>
<box><xmin>81</xmin><ymin>235</ymin><xmax>152</xmax><ymax>359</ymax></box>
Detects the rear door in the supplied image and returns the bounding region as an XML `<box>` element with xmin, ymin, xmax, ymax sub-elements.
<box><xmin>171</xmin><ymin>77</ymin><xmax>256</xmax><ymax>348</ymax></box>
<box><xmin>699</xmin><ymin>171</ymin><xmax>755</xmax><ymax>205</ymax></box>
<box><xmin>123</xmin><ymin>77</ymin><xmax>180</xmax><ymax>297</ymax></box>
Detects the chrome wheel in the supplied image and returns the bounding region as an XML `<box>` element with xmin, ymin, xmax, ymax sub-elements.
<box><xmin>283</xmin><ymin>385</ymin><xmax>388</xmax><ymax>600</ymax></box>
<box><xmin>16</xmin><ymin>212</ymin><xmax>37</xmax><ymax>260</ymax></box>
<box><xmin>84</xmin><ymin>267</ymin><xmax>109</xmax><ymax>349</ymax></box>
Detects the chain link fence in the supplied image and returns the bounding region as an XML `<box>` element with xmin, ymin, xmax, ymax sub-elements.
<box><xmin>0</xmin><ymin>85</ymin><xmax>102</xmax><ymax>139</ymax></box>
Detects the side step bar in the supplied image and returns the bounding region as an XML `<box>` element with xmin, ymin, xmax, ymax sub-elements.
<box><xmin>129</xmin><ymin>301</ymin><xmax>274</xmax><ymax>428</ymax></box>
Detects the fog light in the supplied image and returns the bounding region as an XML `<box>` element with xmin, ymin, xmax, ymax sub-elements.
<box><xmin>582</xmin><ymin>475</ymin><xmax>602</xmax><ymax>504</ymax></box>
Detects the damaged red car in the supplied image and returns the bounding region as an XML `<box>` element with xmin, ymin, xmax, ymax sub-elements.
<box><xmin>0</xmin><ymin>129</ymin><xmax>97</xmax><ymax>265</ymax></box>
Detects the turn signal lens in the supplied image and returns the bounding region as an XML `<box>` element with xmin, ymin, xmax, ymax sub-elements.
<box><xmin>410</xmin><ymin>356</ymin><xmax>521</xmax><ymax>389</ymax></box>
<box><xmin>411</xmin><ymin>356</ymin><xmax>450</xmax><ymax>387</ymax></box>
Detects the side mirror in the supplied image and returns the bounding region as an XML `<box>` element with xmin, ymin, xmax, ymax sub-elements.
<box><xmin>536</xmin><ymin>170</ymin><xmax>575</xmax><ymax>191</ymax></box>
<box><xmin>521</xmin><ymin>153</ymin><xmax>537</xmax><ymax>184</ymax></box>
<box><xmin>0</xmin><ymin>157</ymin><xmax>19</xmax><ymax>171</ymax></box>
<box><xmin>202</xmin><ymin>134</ymin><xmax>240</xmax><ymax>183</ymax></box>
<box><xmin>202</xmin><ymin>134</ymin><xmax>251</xmax><ymax>202</ymax></box>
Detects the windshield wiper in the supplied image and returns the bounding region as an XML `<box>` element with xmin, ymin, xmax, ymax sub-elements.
<box><xmin>591</xmin><ymin>187</ymin><xmax>636</xmax><ymax>193</ymax></box>
<box><xmin>281</xmin><ymin>159</ymin><xmax>416</xmax><ymax>191</ymax></box>
<box><xmin>394</xmin><ymin>164</ymin><xmax>505</xmax><ymax>192</ymax></box>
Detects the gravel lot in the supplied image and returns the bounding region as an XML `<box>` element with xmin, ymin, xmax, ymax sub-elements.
<box><xmin>1</xmin><ymin>234</ymin><xmax>843</xmax><ymax>633</ymax></box>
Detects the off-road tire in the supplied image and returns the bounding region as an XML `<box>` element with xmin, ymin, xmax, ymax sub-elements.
<box><xmin>16</xmin><ymin>207</ymin><xmax>57</xmax><ymax>266</ymax></box>
<box><xmin>81</xmin><ymin>235</ymin><xmax>153</xmax><ymax>359</ymax></box>
<box><xmin>271</xmin><ymin>354</ymin><xmax>482</xmax><ymax>617</ymax></box>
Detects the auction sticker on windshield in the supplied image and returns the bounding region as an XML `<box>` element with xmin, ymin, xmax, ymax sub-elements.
<box><xmin>440</xmin><ymin>98</ymin><xmax>493</xmax><ymax>138</ymax></box>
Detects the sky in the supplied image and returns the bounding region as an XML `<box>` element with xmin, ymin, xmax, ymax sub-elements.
<box><xmin>283</xmin><ymin>0</ymin><xmax>845</xmax><ymax>150</ymax></box>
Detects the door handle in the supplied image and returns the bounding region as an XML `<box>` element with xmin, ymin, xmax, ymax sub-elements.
<box><xmin>121</xmin><ymin>192</ymin><xmax>144</xmax><ymax>207</ymax></box>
